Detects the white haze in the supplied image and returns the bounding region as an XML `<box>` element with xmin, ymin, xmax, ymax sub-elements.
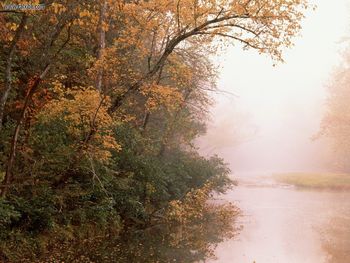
<box><xmin>197</xmin><ymin>0</ymin><xmax>350</xmax><ymax>174</ymax></box>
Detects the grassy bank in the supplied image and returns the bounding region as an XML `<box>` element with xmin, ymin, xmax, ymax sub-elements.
<box><xmin>273</xmin><ymin>173</ymin><xmax>350</xmax><ymax>190</ymax></box>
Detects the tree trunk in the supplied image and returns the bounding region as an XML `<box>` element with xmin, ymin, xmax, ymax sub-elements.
<box><xmin>158</xmin><ymin>89</ymin><xmax>192</xmax><ymax>157</ymax></box>
<box><xmin>96</xmin><ymin>1</ymin><xmax>107</xmax><ymax>92</ymax></box>
<box><xmin>140</xmin><ymin>65</ymin><xmax>164</xmax><ymax>133</ymax></box>
<box><xmin>141</xmin><ymin>111</ymin><xmax>150</xmax><ymax>132</ymax></box>
<box><xmin>0</xmin><ymin>75</ymin><xmax>42</xmax><ymax>197</ymax></box>
<box><xmin>0</xmin><ymin>13</ymin><xmax>27</xmax><ymax>131</ymax></box>
<box><xmin>0</xmin><ymin>22</ymin><xmax>71</xmax><ymax>197</ymax></box>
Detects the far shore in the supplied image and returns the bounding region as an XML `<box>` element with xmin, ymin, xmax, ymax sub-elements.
<box><xmin>273</xmin><ymin>172</ymin><xmax>350</xmax><ymax>190</ymax></box>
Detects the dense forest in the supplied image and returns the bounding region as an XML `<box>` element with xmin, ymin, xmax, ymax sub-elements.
<box><xmin>0</xmin><ymin>0</ymin><xmax>306</xmax><ymax>261</ymax></box>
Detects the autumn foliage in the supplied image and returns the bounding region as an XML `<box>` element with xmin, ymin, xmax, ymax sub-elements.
<box><xmin>0</xmin><ymin>0</ymin><xmax>306</xmax><ymax>261</ymax></box>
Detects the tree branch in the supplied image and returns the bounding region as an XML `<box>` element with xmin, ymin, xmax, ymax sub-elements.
<box><xmin>0</xmin><ymin>12</ymin><xmax>28</xmax><ymax>131</ymax></box>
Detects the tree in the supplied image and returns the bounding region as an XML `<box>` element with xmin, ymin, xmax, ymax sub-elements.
<box><xmin>319</xmin><ymin>47</ymin><xmax>350</xmax><ymax>171</ymax></box>
<box><xmin>107</xmin><ymin>0</ymin><xmax>308</xmax><ymax>112</ymax></box>
<box><xmin>0</xmin><ymin>1</ymin><xmax>309</xmax><ymax>259</ymax></box>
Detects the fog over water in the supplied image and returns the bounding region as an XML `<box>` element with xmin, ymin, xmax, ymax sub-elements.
<box><xmin>198</xmin><ymin>0</ymin><xmax>350</xmax><ymax>174</ymax></box>
<box><xmin>208</xmin><ymin>176</ymin><xmax>350</xmax><ymax>263</ymax></box>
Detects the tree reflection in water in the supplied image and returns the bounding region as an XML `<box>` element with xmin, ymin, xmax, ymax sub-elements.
<box><xmin>321</xmin><ymin>214</ymin><xmax>350</xmax><ymax>263</ymax></box>
<box><xmin>37</xmin><ymin>204</ymin><xmax>240</xmax><ymax>263</ymax></box>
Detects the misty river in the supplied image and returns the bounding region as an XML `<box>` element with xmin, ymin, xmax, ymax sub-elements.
<box><xmin>48</xmin><ymin>173</ymin><xmax>350</xmax><ymax>263</ymax></box>
<box><xmin>208</xmin><ymin>173</ymin><xmax>350</xmax><ymax>263</ymax></box>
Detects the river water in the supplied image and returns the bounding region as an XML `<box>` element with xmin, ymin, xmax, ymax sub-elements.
<box><xmin>45</xmin><ymin>173</ymin><xmax>350</xmax><ymax>263</ymax></box>
<box><xmin>208</xmin><ymin>173</ymin><xmax>350</xmax><ymax>263</ymax></box>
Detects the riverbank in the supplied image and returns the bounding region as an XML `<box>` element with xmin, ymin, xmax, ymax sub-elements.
<box><xmin>273</xmin><ymin>172</ymin><xmax>350</xmax><ymax>190</ymax></box>
<box><xmin>0</xmin><ymin>182</ymin><xmax>239</xmax><ymax>262</ymax></box>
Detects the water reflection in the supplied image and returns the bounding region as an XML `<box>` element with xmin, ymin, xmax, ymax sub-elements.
<box><xmin>38</xmin><ymin>175</ymin><xmax>350</xmax><ymax>262</ymax></box>
<box><xmin>321</xmin><ymin>214</ymin><xmax>350</xmax><ymax>263</ymax></box>
<box><xmin>209</xmin><ymin>175</ymin><xmax>350</xmax><ymax>263</ymax></box>
<box><xmin>39</xmin><ymin>207</ymin><xmax>240</xmax><ymax>263</ymax></box>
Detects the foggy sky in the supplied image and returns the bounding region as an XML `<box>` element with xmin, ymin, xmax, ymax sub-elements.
<box><xmin>198</xmin><ymin>0</ymin><xmax>350</xmax><ymax>174</ymax></box>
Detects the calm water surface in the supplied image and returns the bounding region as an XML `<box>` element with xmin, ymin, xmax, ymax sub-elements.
<box><xmin>48</xmin><ymin>173</ymin><xmax>350</xmax><ymax>262</ymax></box>
<box><xmin>208</xmin><ymin>174</ymin><xmax>350</xmax><ymax>263</ymax></box>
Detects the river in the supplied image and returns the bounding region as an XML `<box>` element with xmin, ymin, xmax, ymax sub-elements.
<box><xmin>208</xmin><ymin>173</ymin><xmax>350</xmax><ymax>263</ymax></box>
<box><xmin>45</xmin><ymin>173</ymin><xmax>350</xmax><ymax>263</ymax></box>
